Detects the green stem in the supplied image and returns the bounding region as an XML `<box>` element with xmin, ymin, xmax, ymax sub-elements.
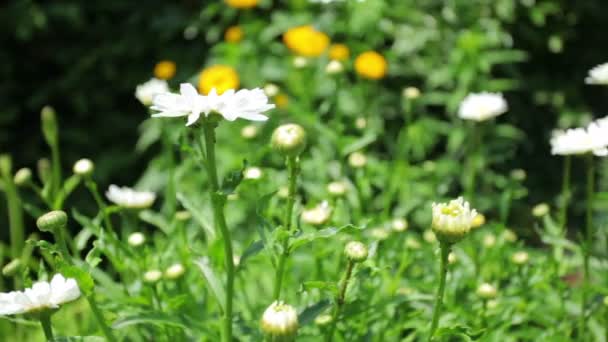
<box><xmin>86</xmin><ymin>294</ymin><xmax>117</xmax><ymax>342</ymax></box>
<box><xmin>580</xmin><ymin>154</ymin><xmax>594</xmax><ymax>339</ymax></box>
<box><xmin>39</xmin><ymin>311</ymin><xmax>54</xmax><ymax>342</ymax></box>
<box><xmin>273</xmin><ymin>156</ymin><xmax>298</xmax><ymax>300</ymax></box>
<box><xmin>2</xmin><ymin>174</ymin><xmax>24</xmax><ymax>259</ymax></box>
<box><xmin>50</xmin><ymin>141</ymin><xmax>62</xmax><ymax>201</ymax></box>
<box><xmin>465</xmin><ymin>123</ymin><xmax>481</xmax><ymax>202</ymax></box>
<box><xmin>202</xmin><ymin>121</ymin><xmax>234</xmax><ymax>342</ymax></box>
<box><xmin>559</xmin><ymin>156</ymin><xmax>571</xmax><ymax>230</ymax></box>
<box><xmin>428</xmin><ymin>243</ymin><xmax>451</xmax><ymax>341</ymax></box>
<box><xmin>325</xmin><ymin>260</ymin><xmax>355</xmax><ymax>342</ymax></box>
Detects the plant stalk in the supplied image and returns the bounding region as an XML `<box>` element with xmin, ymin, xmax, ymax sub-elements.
<box><xmin>39</xmin><ymin>311</ymin><xmax>54</xmax><ymax>342</ymax></box>
<box><xmin>428</xmin><ymin>242</ymin><xmax>451</xmax><ymax>341</ymax></box>
<box><xmin>580</xmin><ymin>154</ymin><xmax>594</xmax><ymax>339</ymax></box>
<box><xmin>325</xmin><ymin>259</ymin><xmax>355</xmax><ymax>342</ymax></box>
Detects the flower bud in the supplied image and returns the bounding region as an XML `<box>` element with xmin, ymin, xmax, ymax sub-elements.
<box><xmin>405</xmin><ymin>237</ymin><xmax>421</xmax><ymax>249</ymax></box>
<box><xmin>264</xmin><ymin>83</ymin><xmax>279</xmax><ymax>97</ymax></box>
<box><xmin>241</xmin><ymin>125</ymin><xmax>259</xmax><ymax>139</ymax></box>
<box><xmin>391</xmin><ymin>218</ymin><xmax>408</xmax><ymax>232</ymax></box>
<box><xmin>477</xmin><ymin>283</ymin><xmax>497</xmax><ymax>300</ymax></box>
<box><xmin>370</xmin><ymin>228</ymin><xmax>390</xmax><ymax>241</ymax></box>
<box><xmin>278</xmin><ymin>186</ymin><xmax>289</xmax><ymax>198</ymax></box>
<box><xmin>314</xmin><ymin>314</ymin><xmax>333</xmax><ymax>327</ymax></box>
<box><xmin>511</xmin><ymin>251</ymin><xmax>529</xmax><ymax>265</ymax></box>
<box><xmin>244</xmin><ymin>167</ymin><xmax>263</xmax><ymax>180</ymax></box>
<box><xmin>325</xmin><ymin>60</ymin><xmax>343</xmax><ymax>74</ymax></box>
<box><xmin>73</xmin><ymin>158</ymin><xmax>94</xmax><ymax>176</ymax></box>
<box><xmin>37</xmin><ymin>158</ymin><xmax>51</xmax><ymax>184</ymax></box>
<box><xmin>510</xmin><ymin>168</ymin><xmax>526</xmax><ymax>181</ymax></box>
<box><xmin>2</xmin><ymin>258</ymin><xmax>21</xmax><ymax>276</ymax></box>
<box><xmin>36</xmin><ymin>210</ymin><xmax>68</xmax><ymax>233</ymax></box>
<box><xmin>143</xmin><ymin>270</ymin><xmax>162</xmax><ymax>283</ymax></box>
<box><xmin>293</xmin><ymin>57</ymin><xmax>308</xmax><ymax>68</ymax></box>
<box><xmin>448</xmin><ymin>252</ymin><xmax>457</xmax><ymax>264</ymax></box>
<box><xmin>483</xmin><ymin>234</ymin><xmax>496</xmax><ymax>248</ymax></box>
<box><xmin>487</xmin><ymin>299</ymin><xmax>499</xmax><ymax>309</ymax></box>
<box><xmin>344</xmin><ymin>241</ymin><xmax>368</xmax><ymax>263</ymax></box>
<box><xmin>14</xmin><ymin>168</ymin><xmax>32</xmax><ymax>186</ymax></box>
<box><xmin>532</xmin><ymin>203</ymin><xmax>549</xmax><ymax>217</ymax></box>
<box><xmin>271</xmin><ymin>124</ymin><xmax>307</xmax><ymax>157</ymax></box>
<box><xmin>348</xmin><ymin>152</ymin><xmax>367</xmax><ymax>168</ymax></box>
<box><xmin>431</xmin><ymin>197</ymin><xmax>477</xmax><ymax>244</ymax></box>
<box><xmin>502</xmin><ymin>229</ymin><xmax>517</xmax><ymax>242</ymax></box>
<box><xmin>128</xmin><ymin>232</ymin><xmax>146</xmax><ymax>247</ymax></box>
<box><xmin>423</xmin><ymin>229</ymin><xmax>437</xmax><ymax>243</ymax></box>
<box><xmin>355</xmin><ymin>117</ymin><xmax>367</xmax><ymax>130</ymax></box>
<box><xmin>471</xmin><ymin>213</ymin><xmax>485</xmax><ymax>229</ymax></box>
<box><xmin>402</xmin><ymin>87</ymin><xmax>421</xmax><ymax>99</ymax></box>
<box><xmin>0</xmin><ymin>154</ymin><xmax>12</xmax><ymax>178</ymax></box>
<box><xmin>41</xmin><ymin>106</ymin><xmax>59</xmax><ymax>146</ymax></box>
<box><xmin>327</xmin><ymin>181</ymin><xmax>347</xmax><ymax>197</ymax></box>
<box><xmin>301</xmin><ymin>201</ymin><xmax>332</xmax><ymax>226</ymax></box>
<box><xmin>261</xmin><ymin>301</ymin><xmax>299</xmax><ymax>341</ymax></box>
<box><xmin>165</xmin><ymin>263</ymin><xmax>185</xmax><ymax>279</ymax></box>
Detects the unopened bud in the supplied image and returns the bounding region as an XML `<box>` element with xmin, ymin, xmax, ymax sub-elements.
<box><xmin>448</xmin><ymin>252</ymin><xmax>457</xmax><ymax>264</ymax></box>
<box><xmin>391</xmin><ymin>218</ymin><xmax>408</xmax><ymax>232</ymax></box>
<box><xmin>402</xmin><ymin>87</ymin><xmax>421</xmax><ymax>99</ymax></box>
<box><xmin>175</xmin><ymin>210</ymin><xmax>191</xmax><ymax>221</ymax></box>
<box><xmin>264</xmin><ymin>84</ymin><xmax>279</xmax><ymax>97</ymax></box>
<box><xmin>165</xmin><ymin>263</ymin><xmax>185</xmax><ymax>279</ymax></box>
<box><xmin>355</xmin><ymin>117</ymin><xmax>367</xmax><ymax>130</ymax></box>
<box><xmin>483</xmin><ymin>234</ymin><xmax>496</xmax><ymax>248</ymax></box>
<box><xmin>271</xmin><ymin>124</ymin><xmax>307</xmax><ymax>157</ymax></box>
<box><xmin>327</xmin><ymin>181</ymin><xmax>347</xmax><ymax>197</ymax></box>
<box><xmin>325</xmin><ymin>60</ymin><xmax>343</xmax><ymax>74</ymax></box>
<box><xmin>73</xmin><ymin>159</ymin><xmax>94</xmax><ymax>176</ymax></box>
<box><xmin>532</xmin><ymin>203</ymin><xmax>549</xmax><ymax>217</ymax></box>
<box><xmin>511</xmin><ymin>251</ymin><xmax>529</xmax><ymax>265</ymax></box>
<box><xmin>510</xmin><ymin>169</ymin><xmax>526</xmax><ymax>181</ymax></box>
<box><xmin>502</xmin><ymin>229</ymin><xmax>517</xmax><ymax>242</ymax></box>
<box><xmin>14</xmin><ymin>168</ymin><xmax>32</xmax><ymax>186</ymax></box>
<box><xmin>477</xmin><ymin>283</ymin><xmax>497</xmax><ymax>299</ymax></box>
<box><xmin>41</xmin><ymin>106</ymin><xmax>59</xmax><ymax>146</ymax></box>
<box><xmin>241</xmin><ymin>125</ymin><xmax>259</xmax><ymax>139</ymax></box>
<box><xmin>128</xmin><ymin>232</ymin><xmax>146</xmax><ymax>247</ymax></box>
<box><xmin>348</xmin><ymin>152</ymin><xmax>367</xmax><ymax>168</ymax></box>
<box><xmin>244</xmin><ymin>167</ymin><xmax>263</xmax><ymax>180</ymax></box>
<box><xmin>36</xmin><ymin>210</ymin><xmax>68</xmax><ymax>233</ymax></box>
<box><xmin>0</xmin><ymin>154</ymin><xmax>12</xmax><ymax>178</ymax></box>
<box><xmin>261</xmin><ymin>301</ymin><xmax>299</xmax><ymax>341</ymax></box>
<box><xmin>344</xmin><ymin>241</ymin><xmax>368</xmax><ymax>262</ymax></box>
<box><xmin>143</xmin><ymin>270</ymin><xmax>162</xmax><ymax>283</ymax></box>
<box><xmin>37</xmin><ymin>158</ymin><xmax>51</xmax><ymax>184</ymax></box>
<box><xmin>314</xmin><ymin>314</ymin><xmax>333</xmax><ymax>326</ymax></box>
<box><xmin>293</xmin><ymin>57</ymin><xmax>308</xmax><ymax>68</ymax></box>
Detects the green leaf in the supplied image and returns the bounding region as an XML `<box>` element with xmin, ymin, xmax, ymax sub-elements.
<box><xmin>300</xmin><ymin>281</ymin><xmax>338</xmax><ymax>296</ymax></box>
<box><xmin>194</xmin><ymin>258</ymin><xmax>225</xmax><ymax>311</ymax></box>
<box><xmin>298</xmin><ymin>300</ymin><xmax>331</xmax><ymax>326</ymax></box>
<box><xmin>52</xmin><ymin>337</ymin><xmax>106</xmax><ymax>342</ymax></box>
<box><xmin>112</xmin><ymin>312</ymin><xmax>188</xmax><ymax>330</ymax></box>
<box><xmin>290</xmin><ymin>224</ymin><xmax>362</xmax><ymax>251</ymax></box>
<box><xmin>85</xmin><ymin>242</ymin><xmax>102</xmax><ymax>269</ymax></box>
<box><xmin>221</xmin><ymin>160</ymin><xmax>247</xmax><ymax>195</ymax></box>
<box><xmin>176</xmin><ymin>192</ymin><xmax>215</xmax><ymax>240</ymax></box>
<box><xmin>237</xmin><ymin>240</ymin><xmax>264</xmax><ymax>272</ymax></box>
<box><xmin>138</xmin><ymin>210</ymin><xmax>170</xmax><ymax>234</ymax></box>
<box><xmin>26</xmin><ymin>239</ymin><xmax>60</xmax><ymax>256</ymax></box>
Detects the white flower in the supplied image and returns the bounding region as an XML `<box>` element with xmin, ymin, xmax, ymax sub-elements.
<box><xmin>585</xmin><ymin>62</ymin><xmax>608</xmax><ymax>85</ymax></box>
<box><xmin>73</xmin><ymin>158</ymin><xmax>94</xmax><ymax>176</ymax></box>
<box><xmin>0</xmin><ymin>274</ymin><xmax>80</xmax><ymax>315</ymax></box>
<box><xmin>261</xmin><ymin>301</ymin><xmax>299</xmax><ymax>339</ymax></box>
<box><xmin>431</xmin><ymin>197</ymin><xmax>477</xmax><ymax>244</ymax></box>
<box><xmin>152</xmin><ymin>84</ymin><xmax>274</xmax><ymax>126</ymax></box>
<box><xmin>550</xmin><ymin>118</ymin><xmax>608</xmax><ymax>156</ymax></box>
<box><xmin>135</xmin><ymin>78</ymin><xmax>169</xmax><ymax>106</ymax></box>
<box><xmin>106</xmin><ymin>185</ymin><xmax>156</xmax><ymax>209</ymax></box>
<box><xmin>301</xmin><ymin>201</ymin><xmax>332</xmax><ymax>226</ymax></box>
<box><xmin>458</xmin><ymin>92</ymin><xmax>508</xmax><ymax>122</ymax></box>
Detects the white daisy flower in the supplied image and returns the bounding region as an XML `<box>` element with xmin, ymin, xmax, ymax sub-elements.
<box><xmin>106</xmin><ymin>185</ymin><xmax>156</xmax><ymax>209</ymax></box>
<box><xmin>431</xmin><ymin>197</ymin><xmax>477</xmax><ymax>244</ymax></box>
<box><xmin>0</xmin><ymin>274</ymin><xmax>80</xmax><ymax>315</ymax></box>
<box><xmin>550</xmin><ymin>118</ymin><xmax>608</xmax><ymax>156</ymax></box>
<box><xmin>458</xmin><ymin>92</ymin><xmax>508</xmax><ymax>122</ymax></box>
<box><xmin>585</xmin><ymin>62</ymin><xmax>608</xmax><ymax>85</ymax></box>
<box><xmin>135</xmin><ymin>78</ymin><xmax>169</xmax><ymax>106</ymax></box>
<box><xmin>151</xmin><ymin>84</ymin><xmax>274</xmax><ymax>126</ymax></box>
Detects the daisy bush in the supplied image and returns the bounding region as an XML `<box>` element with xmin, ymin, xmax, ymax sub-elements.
<box><xmin>2</xmin><ymin>0</ymin><xmax>608</xmax><ymax>341</ymax></box>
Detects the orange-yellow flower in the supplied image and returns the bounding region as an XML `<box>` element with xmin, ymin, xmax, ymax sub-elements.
<box><xmin>154</xmin><ymin>60</ymin><xmax>176</xmax><ymax>80</ymax></box>
<box><xmin>198</xmin><ymin>65</ymin><xmax>240</xmax><ymax>95</ymax></box>
<box><xmin>329</xmin><ymin>44</ymin><xmax>350</xmax><ymax>61</ymax></box>
<box><xmin>225</xmin><ymin>26</ymin><xmax>244</xmax><ymax>43</ymax></box>
<box><xmin>354</xmin><ymin>51</ymin><xmax>387</xmax><ymax>80</ymax></box>
<box><xmin>225</xmin><ymin>0</ymin><xmax>258</xmax><ymax>9</ymax></box>
<box><xmin>274</xmin><ymin>94</ymin><xmax>289</xmax><ymax>109</ymax></box>
<box><xmin>283</xmin><ymin>25</ymin><xmax>329</xmax><ymax>57</ymax></box>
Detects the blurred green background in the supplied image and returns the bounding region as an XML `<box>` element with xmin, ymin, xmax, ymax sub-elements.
<box><xmin>1</xmin><ymin>0</ymin><xmax>607</xmax><ymax>238</ymax></box>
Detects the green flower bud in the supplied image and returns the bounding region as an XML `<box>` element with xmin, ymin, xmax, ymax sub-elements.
<box><xmin>477</xmin><ymin>283</ymin><xmax>497</xmax><ymax>300</ymax></box>
<box><xmin>14</xmin><ymin>168</ymin><xmax>32</xmax><ymax>186</ymax></box>
<box><xmin>0</xmin><ymin>154</ymin><xmax>12</xmax><ymax>178</ymax></box>
<box><xmin>37</xmin><ymin>158</ymin><xmax>51</xmax><ymax>184</ymax></box>
<box><xmin>532</xmin><ymin>203</ymin><xmax>549</xmax><ymax>217</ymax></box>
<box><xmin>41</xmin><ymin>106</ymin><xmax>59</xmax><ymax>146</ymax></box>
<box><xmin>128</xmin><ymin>232</ymin><xmax>146</xmax><ymax>247</ymax></box>
<box><xmin>36</xmin><ymin>210</ymin><xmax>68</xmax><ymax>233</ymax></box>
<box><xmin>344</xmin><ymin>241</ymin><xmax>368</xmax><ymax>263</ymax></box>
<box><xmin>261</xmin><ymin>301</ymin><xmax>298</xmax><ymax>342</ymax></box>
<box><xmin>175</xmin><ymin>210</ymin><xmax>191</xmax><ymax>221</ymax></box>
<box><xmin>271</xmin><ymin>124</ymin><xmax>307</xmax><ymax>157</ymax></box>
<box><xmin>143</xmin><ymin>270</ymin><xmax>162</xmax><ymax>283</ymax></box>
<box><xmin>314</xmin><ymin>314</ymin><xmax>333</xmax><ymax>327</ymax></box>
<box><xmin>511</xmin><ymin>251</ymin><xmax>529</xmax><ymax>265</ymax></box>
<box><xmin>2</xmin><ymin>258</ymin><xmax>21</xmax><ymax>276</ymax></box>
<box><xmin>164</xmin><ymin>263</ymin><xmax>185</xmax><ymax>280</ymax></box>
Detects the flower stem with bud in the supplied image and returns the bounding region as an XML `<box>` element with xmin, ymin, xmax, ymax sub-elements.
<box><xmin>202</xmin><ymin>120</ymin><xmax>235</xmax><ymax>342</ymax></box>
<box><xmin>325</xmin><ymin>260</ymin><xmax>354</xmax><ymax>342</ymax></box>
<box><xmin>428</xmin><ymin>242</ymin><xmax>451</xmax><ymax>341</ymax></box>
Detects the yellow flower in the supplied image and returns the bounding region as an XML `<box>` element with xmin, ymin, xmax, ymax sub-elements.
<box><xmin>154</xmin><ymin>60</ymin><xmax>176</xmax><ymax>80</ymax></box>
<box><xmin>225</xmin><ymin>26</ymin><xmax>243</xmax><ymax>43</ymax></box>
<box><xmin>283</xmin><ymin>25</ymin><xmax>329</xmax><ymax>57</ymax></box>
<box><xmin>274</xmin><ymin>94</ymin><xmax>289</xmax><ymax>109</ymax></box>
<box><xmin>329</xmin><ymin>44</ymin><xmax>350</xmax><ymax>61</ymax></box>
<box><xmin>354</xmin><ymin>51</ymin><xmax>387</xmax><ymax>80</ymax></box>
<box><xmin>225</xmin><ymin>0</ymin><xmax>258</xmax><ymax>9</ymax></box>
<box><xmin>198</xmin><ymin>65</ymin><xmax>240</xmax><ymax>95</ymax></box>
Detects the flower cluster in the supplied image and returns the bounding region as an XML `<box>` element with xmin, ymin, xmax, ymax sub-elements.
<box><xmin>0</xmin><ymin>274</ymin><xmax>80</xmax><ymax>316</ymax></box>
<box><xmin>152</xmin><ymin>84</ymin><xmax>274</xmax><ymax>126</ymax></box>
